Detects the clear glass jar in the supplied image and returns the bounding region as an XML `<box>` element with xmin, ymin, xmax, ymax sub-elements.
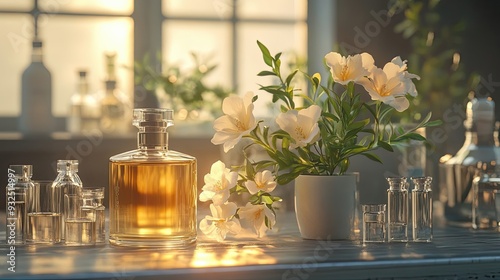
<box><xmin>387</xmin><ymin>177</ymin><xmax>408</xmax><ymax>242</ymax></box>
<box><xmin>411</xmin><ymin>176</ymin><xmax>433</xmax><ymax>242</ymax></box>
<box><xmin>362</xmin><ymin>204</ymin><xmax>386</xmax><ymax>244</ymax></box>
<box><xmin>6</xmin><ymin>165</ymin><xmax>34</xmax><ymax>244</ymax></box>
<box><xmin>82</xmin><ymin>187</ymin><xmax>106</xmax><ymax>243</ymax></box>
<box><xmin>51</xmin><ymin>160</ymin><xmax>83</xmax><ymax>240</ymax></box>
<box><xmin>109</xmin><ymin>108</ymin><xmax>197</xmax><ymax>247</ymax></box>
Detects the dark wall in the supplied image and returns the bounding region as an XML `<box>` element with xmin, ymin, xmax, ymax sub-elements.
<box><xmin>334</xmin><ymin>0</ymin><xmax>500</xmax><ymax>203</ymax></box>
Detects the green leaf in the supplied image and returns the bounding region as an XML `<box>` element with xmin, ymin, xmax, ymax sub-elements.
<box><xmin>378</xmin><ymin>140</ymin><xmax>394</xmax><ymax>152</ymax></box>
<box><xmin>257</xmin><ymin>70</ymin><xmax>276</xmax><ymax>77</ymax></box>
<box><xmin>425</xmin><ymin>120</ymin><xmax>443</xmax><ymax>127</ymax></box>
<box><xmin>362</xmin><ymin>153</ymin><xmax>383</xmax><ymax>163</ymax></box>
<box><xmin>261</xmin><ymin>195</ymin><xmax>274</xmax><ymax>205</ymax></box>
<box><xmin>245</xmin><ymin>159</ymin><xmax>255</xmax><ymax>178</ymax></box>
<box><xmin>405</xmin><ymin>132</ymin><xmax>426</xmax><ymax>141</ymax></box>
<box><xmin>252</xmin><ymin>95</ymin><xmax>259</xmax><ymax>103</ymax></box>
<box><xmin>257</xmin><ymin>40</ymin><xmax>273</xmax><ymax>67</ymax></box>
<box><xmin>285</xmin><ymin>69</ymin><xmax>298</xmax><ymax>86</ymax></box>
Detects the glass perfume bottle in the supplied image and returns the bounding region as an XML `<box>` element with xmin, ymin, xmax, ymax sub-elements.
<box><xmin>100</xmin><ymin>52</ymin><xmax>130</xmax><ymax>135</ymax></box>
<box><xmin>68</xmin><ymin>70</ymin><xmax>100</xmax><ymax>134</ymax></box>
<box><xmin>411</xmin><ymin>176</ymin><xmax>433</xmax><ymax>242</ymax></box>
<box><xmin>440</xmin><ymin>93</ymin><xmax>500</xmax><ymax>224</ymax></box>
<box><xmin>109</xmin><ymin>108</ymin><xmax>197</xmax><ymax>247</ymax></box>
<box><xmin>51</xmin><ymin>160</ymin><xmax>83</xmax><ymax>240</ymax></box>
<box><xmin>5</xmin><ymin>165</ymin><xmax>34</xmax><ymax>244</ymax></box>
<box><xmin>19</xmin><ymin>39</ymin><xmax>55</xmax><ymax>136</ymax></box>
<box><xmin>387</xmin><ymin>177</ymin><xmax>408</xmax><ymax>242</ymax></box>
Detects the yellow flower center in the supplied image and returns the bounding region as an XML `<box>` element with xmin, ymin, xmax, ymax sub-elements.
<box><xmin>378</xmin><ymin>82</ymin><xmax>399</xmax><ymax>97</ymax></box>
<box><xmin>232</xmin><ymin>117</ymin><xmax>246</xmax><ymax>131</ymax></box>
<box><xmin>379</xmin><ymin>85</ymin><xmax>391</xmax><ymax>97</ymax></box>
<box><xmin>254</xmin><ymin>209</ymin><xmax>263</xmax><ymax>221</ymax></box>
<box><xmin>215</xmin><ymin>180</ymin><xmax>224</xmax><ymax>191</ymax></box>
<box><xmin>295</xmin><ymin>126</ymin><xmax>306</xmax><ymax>140</ymax></box>
<box><xmin>340</xmin><ymin>64</ymin><xmax>350</xmax><ymax>81</ymax></box>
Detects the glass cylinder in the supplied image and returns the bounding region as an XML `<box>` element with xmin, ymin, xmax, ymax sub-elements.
<box><xmin>387</xmin><ymin>177</ymin><xmax>408</xmax><ymax>242</ymax></box>
<box><xmin>26</xmin><ymin>180</ymin><xmax>62</xmax><ymax>244</ymax></box>
<box><xmin>362</xmin><ymin>204</ymin><xmax>386</xmax><ymax>244</ymax></box>
<box><xmin>5</xmin><ymin>165</ymin><xmax>34</xmax><ymax>244</ymax></box>
<box><xmin>411</xmin><ymin>176</ymin><xmax>433</xmax><ymax>242</ymax></box>
<box><xmin>51</xmin><ymin>160</ymin><xmax>83</xmax><ymax>241</ymax></box>
<box><xmin>64</xmin><ymin>194</ymin><xmax>95</xmax><ymax>246</ymax></box>
<box><xmin>109</xmin><ymin>108</ymin><xmax>197</xmax><ymax>247</ymax></box>
<box><xmin>82</xmin><ymin>187</ymin><xmax>106</xmax><ymax>244</ymax></box>
<box><xmin>472</xmin><ymin>163</ymin><xmax>500</xmax><ymax>230</ymax></box>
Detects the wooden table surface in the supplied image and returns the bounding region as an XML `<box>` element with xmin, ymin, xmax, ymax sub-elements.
<box><xmin>0</xmin><ymin>210</ymin><xmax>500</xmax><ymax>280</ymax></box>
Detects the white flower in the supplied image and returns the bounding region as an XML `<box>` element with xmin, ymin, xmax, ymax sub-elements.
<box><xmin>244</xmin><ymin>170</ymin><xmax>277</xmax><ymax>195</ymax></box>
<box><xmin>200</xmin><ymin>203</ymin><xmax>241</xmax><ymax>242</ymax></box>
<box><xmin>211</xmin><ymin>92</ymin><xmax>258</xmax><ymax>152</ymax></box>
<box><xmin>238</xmin><ymin>202</ymin><xmax>276</xmax><ymax>238</ymax></box>
<box><xmin>359</xmin><ymin>62</ymin><xmax>410</xmax><ymax>112</ymax></box>
<box><xmin>276</xmin><ymin>105</ymin><xmax>321</xmax><ymax>149</ymax></box>
<box><xmin>325</xmin><ymin>52</ymin><xmax>375</xmax><ymax>85</ymax></box>
<box><xmin>391</xmin><ymin>56</ymin><xmax>420</xmax><ymax>97</ymax></box>
<box><xmin>199</xmin><ymin>160</ymin><xmax>238</xmax><ymax>206</ymax></box>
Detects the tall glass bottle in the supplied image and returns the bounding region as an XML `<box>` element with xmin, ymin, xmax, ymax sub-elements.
<box><xmin>100</xmin><ymin>52</ymin><xmax>130</xmax><ymax>135</ymax></box>
<box><xmin>440</xmin><ymin>93</ymin><xmax>500</xmax><ymax>224</ymax></box>
<box><xmin>411</xmin><ymin>176</ymin><xmax>433</xmax><ymax>242</ymax></box>
<box><xmin>68</xmin><ymin>70</ymin><xmax>100</xmax><ymax>134</ymax></box>
<box><xmin>5</xmin><ymin>165</ymin><xmax>34</xmax><ymax>244</ymax></box>
<box><xmin>387</xmin><ymin>177</ymin><xmax>408</xmax><ymax>242</ymax></box>
<box><xmin>51</xmin><ymin>160</ymin><xmax>83</xmax><ymax>240</ymax></box>
<box><xmin>19</xmin><ymin>39</ymin><xmax>55</xmax><ymax>136</ymax></box>
<box><xmin>109</xmin><ymin>108</ymin><xmax>197</xmax><ymax>247</ymax></box>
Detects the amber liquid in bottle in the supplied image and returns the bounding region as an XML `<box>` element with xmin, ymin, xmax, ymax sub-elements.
<box><xmin>109</xmin><ymin>109</ymin><xmax>197</xmax><ymax>247</ymax></box>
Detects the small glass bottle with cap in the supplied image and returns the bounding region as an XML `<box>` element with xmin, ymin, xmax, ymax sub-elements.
<box><xmin>109</xmin><ymin>108</ymin><xmax>197</xmax><ymax>247</ymax></box>
<box><xmin>52</xmin><ymin>160</ymin><xmax>83</xmax><ymax>240</ymax></box>
<box><xmin>5</xmin><ymin>165</ymin><xmax>34</xmax><ymax>244</ymax></box>
<box><xmin>411</xmin><ymin>176</ymin><xmax>433</xmax><ymax>242</ymax></box>
<box><xmin>387</xmin><ymin>177</ymin><xmax>409</xmax><ymax>242</ymax></box>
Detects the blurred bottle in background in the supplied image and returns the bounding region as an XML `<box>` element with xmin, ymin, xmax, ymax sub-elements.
<box><xmin>67</xmin><ymin>70</ymin><xmax>101</xmax><ymax>135</ymax></box>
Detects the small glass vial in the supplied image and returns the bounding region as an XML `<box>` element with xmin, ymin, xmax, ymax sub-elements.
<box><xmin>82</xmin><ymin>187</ymin><xmax>106</xmax><ymax>244</ymax></box>
<box><xmin>64</xmin><ymin>194</ymin><xmax>95</xmax><ymax>246</ymax></box>
<box><xmin>362</xmin><ymin>204</ymin><xmax>386</xmax><ymax>244</ymax></box>
<box><xmin>109</xmin><ymin>108</ymin><xmax>197</xmax><ymax>247</ymax></box>
<box><xmin>472</xmin><ymin>165</ymin><xmax>500</xmax><ymax>230</ymax></box>
<box><xmin>52</xmin><ymin>160</ymin><xmax>83</xmax><ymax>240</ymax></box>
<box><xmin>411</xmin><ymin>177</ymin><xmax>433</xmax><ymax>242</ymax></box>
<box><xmin>5</xmin><ymin>165</ymin><xmax>34</xmax><ymax>244</ymax></box>
<box><xmin>387</xmin><ymin>177</ymin><xmax>408</xmax><ymax>242</ymax></box>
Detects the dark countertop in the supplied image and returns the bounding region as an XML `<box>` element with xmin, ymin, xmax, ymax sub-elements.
<box><xmin>0</xmin><ymin>211</ymin><xmax>499</xmax><ymax>280</ymax></box>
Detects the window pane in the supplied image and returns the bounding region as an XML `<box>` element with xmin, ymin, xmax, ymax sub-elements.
<box><xmin>39</xmin><ymin>0</ymin><xmax>133</xmax><ymax>15</ymax></box>
<box><xmin>42</xmin><ymin>16</ymin><xmax>133</xmax><ymax>117</ymax></box>
<box><xmin>162</xmin><ymin>20</ymin><xmax>232</xmax><ymax>89</ymax></box>
<box><xmin>163</xmin><ymin>0</ymin><xmax>232</xmax><ymax>19</ymax></box>
<box><xmin>237</xmin><ymin>0</ymin><xmax>307</xmax><ymax>20</ymax></box>
<box><xmin>0</xmin><ymin>14</ymin><xmax>32</xmax><ymax>116</ymax></box>
<box><xmin>0</xmin><ymin>0</ymin><xmax>31</xmax><ymax>10</ymax></box>
<box><xmin>237</xmin><ymin>22</ymin><xmax>307</xmax><ymax>116</ymax></box>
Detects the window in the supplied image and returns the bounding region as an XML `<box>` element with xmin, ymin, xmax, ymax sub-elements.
<box><xmin>0</xmin><ymin>0</ymin><xmax>308</xmax><ymax>130</ymax></box>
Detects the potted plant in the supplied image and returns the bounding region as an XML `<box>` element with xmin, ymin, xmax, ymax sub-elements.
<box><xmin>198</xmin><ymin>41</ymin><xmax>440</xmax><ymax>241</ymax></box>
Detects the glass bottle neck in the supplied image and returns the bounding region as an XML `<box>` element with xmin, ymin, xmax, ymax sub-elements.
<box><xmin>138</xmin><ymin>131</ymin><xmax>169</xmax><ymax>150</ymax></box>
<box><xmin>31</xmin><ymin>46</ymin><xmax>43</xmax><ymax>63</ymax></box>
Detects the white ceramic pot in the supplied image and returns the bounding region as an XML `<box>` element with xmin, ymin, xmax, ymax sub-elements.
<box><xmin>294</xmin><ymin>174</ymin><xmax>356</xmax><ymax>240</ymax></box>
